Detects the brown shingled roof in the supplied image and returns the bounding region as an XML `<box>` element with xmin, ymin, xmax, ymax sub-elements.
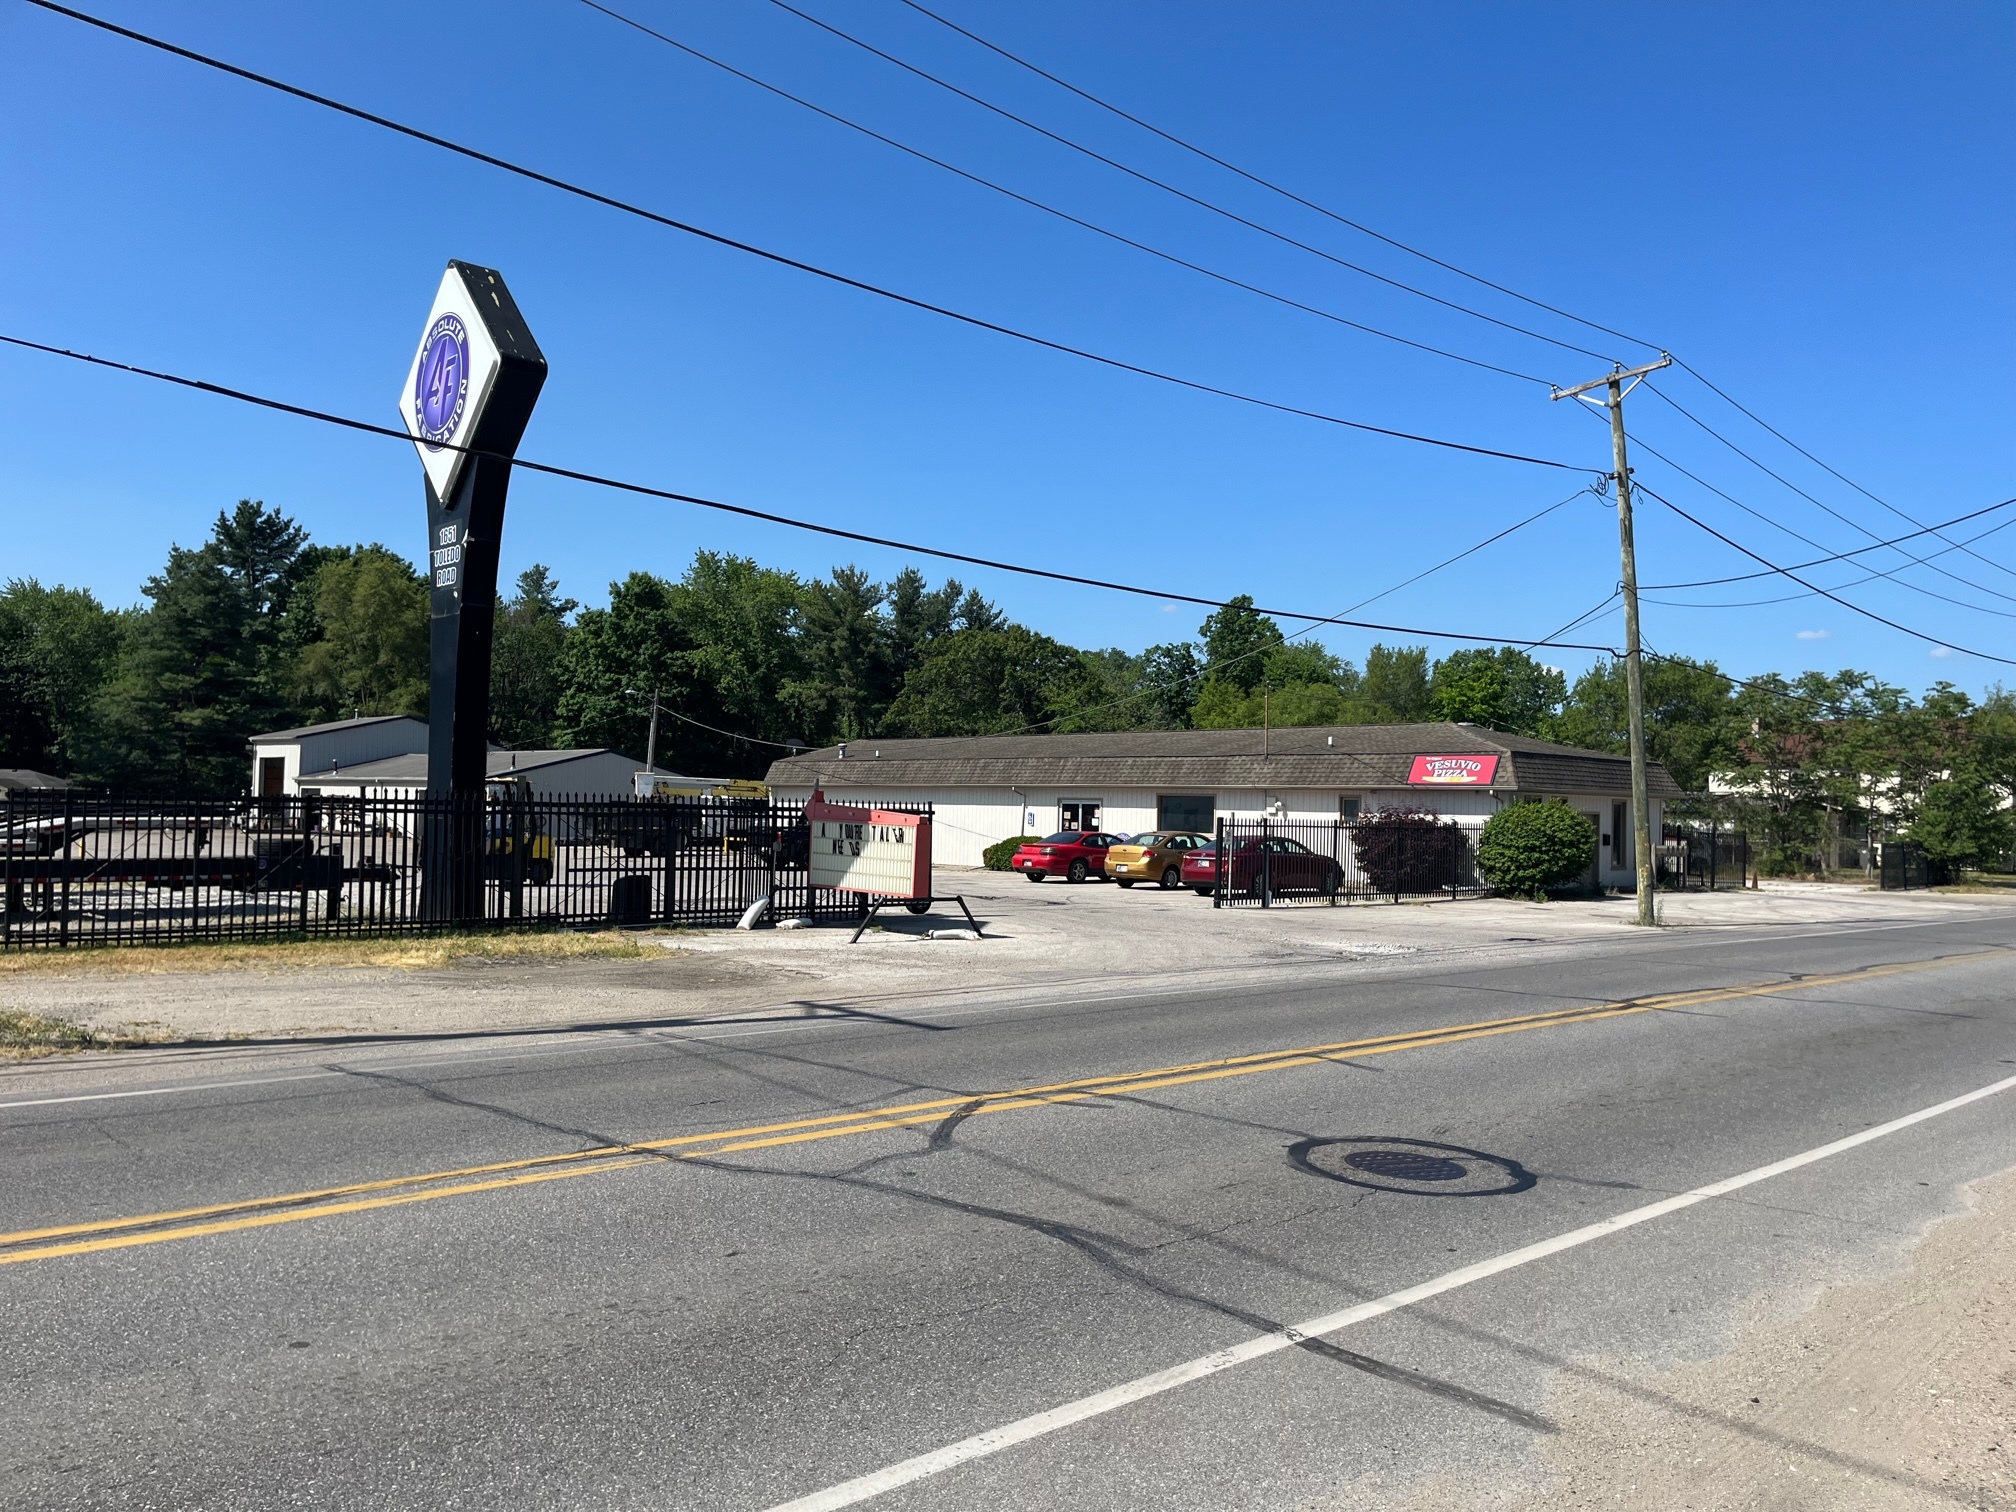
<box><xmin>764</xmin><ymin>722</ymin><xmax>1685</xmax><ymax>798</ymax></box>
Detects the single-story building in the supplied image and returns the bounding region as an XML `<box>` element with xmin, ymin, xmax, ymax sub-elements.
<box><xmin>297</xmin><ymin>747</ymin><xmax>666</xmax><ymax>801</ymax></box>
<box><xmin>0</xmin><ymin>768</ymin><xmax>74</xmax><ymax>798</ymax></box>
<box><xmin>765</xmin><ymin>722</ymin><xmax>1685</xmax><ymax>886</ymax></box>
<box><xmin>249</xmin><ymin>716</ymin><xmax>429</xmax><ymax>797</ymax></box>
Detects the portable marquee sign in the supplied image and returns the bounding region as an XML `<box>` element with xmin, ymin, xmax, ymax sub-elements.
<box><xmin>805</xmin><ymin>792</ymin><xmax>932</xmax><ymax>899</ymax></box>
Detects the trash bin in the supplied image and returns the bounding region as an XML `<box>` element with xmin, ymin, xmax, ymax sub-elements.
<box><xmin>609</xmin><ymin>874</ymin><xmax>652</xmax><ymax>927</ymax></box>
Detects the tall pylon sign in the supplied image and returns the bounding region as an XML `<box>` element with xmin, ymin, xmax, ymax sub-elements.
<box><xmin>397</xmin><ymin>260</ymin><xmax>547</xmax><ymax>919</ymax></box>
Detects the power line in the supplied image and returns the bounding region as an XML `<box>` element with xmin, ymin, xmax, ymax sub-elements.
<box><xmin>575</xmin><ymin>0</ymin><xmax>1555</xmax><ymax>387</ymax></box>
<box><xmin>1634</xmin><ymin>480</ymin><xmax>2016</xmax><ymax>668</ymax></box>
<box><xmin>763</xmin><ymin>0</ymin><xmax>1622</xmax><ymax>366</ymax></box>
<box><xmin>0</xmin><ymin>331</ymin><xmax>1624</xmax><ymax>655</ymax></box>
<box><xmin>23</xmin><ymin>1</ymin><xmax>1581</xmax><ymax>474</ymax></box>
<box><xmin>888</xmin><ymin>1</ymin><xmax>2013</xmax><ymax>592</ymax></box>
<box><xmin>893</xmin><ymin>0</ymin><xmax>1663</xmax><ymax>355</ymax></box>
<box><xmin>1641</xmin><ymin>497</ymin><xmax>2016</xmax><ymax>590</ymax></box>
<box><xmin>1642</xmin><ymin>381</ymin><xmax>2016</xmax><ymax>607</ymax></box>
<box><xmin>1603</xmin><ymin>413</ymin><xmax>2016</xmax><ymax>621</ymax></box>
<box><xmin>1672</xmin><ymin>356</ymin><xmax>2016</xmax><ymax>588</ymax></box>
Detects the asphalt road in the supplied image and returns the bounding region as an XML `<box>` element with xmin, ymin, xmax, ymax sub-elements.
<box><xmin>5</xmin><ymin>911</ymin><xmax>2016</xmax><ymax>1510</ymax></box>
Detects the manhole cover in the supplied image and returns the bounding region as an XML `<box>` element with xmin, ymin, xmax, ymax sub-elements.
<box><xmin>1290</xmin><ymin>1136</ymin><xmax>1533</xmax><ymax>1196</ymax></box>
<box><xmin>1342</xmin><ymin>1149</ymin><xmax>1467</xmax><ymax>1182</ymax></box>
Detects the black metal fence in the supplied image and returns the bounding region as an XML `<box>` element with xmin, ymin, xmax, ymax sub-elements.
<box><xmin>1210</xmin><ymin>818</ymin><xmax>1475</xmax><ymax>908</ymax></box>
<box><xmin>0</xmin><ymin>791</ymin><xmax>866</xmax><ymax>950</ymax></box>
<box><xmin>1656</xmin><ymin>825</ymin><xmax>1752</xmax><ymax>891</ymax></box>
<box><xmin>1878</xmin><ymin>841</ymin><xmax>1950</xmax><ymax>891</ymax></box>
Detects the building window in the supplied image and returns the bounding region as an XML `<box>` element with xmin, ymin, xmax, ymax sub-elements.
<box><xmin>1157</xmin><ymin>795</ymin><xmax>1214</xmax><ymax>832</ymax></box>
<box><xmin>1060</xmin><ymin>800</ymin><xmax>1102</xmax><ymax>832</ymax></box>
<box><xmin>1339</xmin><ymin>796</ymin><xmax>1362</xmax><ymax>824</ymax></box>
<box><xmin>1612</xmin><ymin>801</ymin><xmax>1630</xmax><ymax>868</ymax></box>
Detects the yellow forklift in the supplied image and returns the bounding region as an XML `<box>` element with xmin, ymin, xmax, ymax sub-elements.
<box><xmin>484</xmin><ymin>776</ymin><xmax>554</xmax><ymax>886</ymax></box>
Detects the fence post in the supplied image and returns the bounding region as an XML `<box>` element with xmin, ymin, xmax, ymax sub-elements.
<box><xmin>1213</xmin><ymin>817</ymin><xmax>1223</xmax><ymax>909</ymax></box>
<box><xmin>1260</xmin><ymin>818</ymin><xmax>1272</xmax><ymax>908</ymax></box>
<box><xmin>58</xmin><ymin>788</ymin><xmax>72</xmax><ymax>948</ymax></box>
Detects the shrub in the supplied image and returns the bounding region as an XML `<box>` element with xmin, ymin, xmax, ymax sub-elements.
<box><xmin>1476</xmin><ymin>800</ymin><xmax>1595</xmax><ymax>899</ymax></box>
<box><xmin>1350</xmin><ymin>806</ymin><xmax>1464</xmax><ymax>896</ymax></box>
<box><xmin>983</xmin><ymin>835</ymin><xmax>1042</xmax><ymax>870</ymax></box>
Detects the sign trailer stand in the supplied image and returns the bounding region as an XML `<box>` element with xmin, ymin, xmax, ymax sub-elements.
<box><xmin>846</xmin><ymin>893</ymin><xmax>985</xmax><ymax>945</ymax></box>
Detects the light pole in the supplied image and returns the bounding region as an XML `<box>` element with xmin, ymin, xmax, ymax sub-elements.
<box><xmin>624</xmin><ymin>687</ymin><xmax>662</xmax><ymax>773</ymax></box>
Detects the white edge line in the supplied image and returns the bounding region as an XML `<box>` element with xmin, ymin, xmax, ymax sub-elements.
<box><xmin>761</xmin><ymin>1069</ymin><xmax>2016</xmax><ymax>1512</ymax></box>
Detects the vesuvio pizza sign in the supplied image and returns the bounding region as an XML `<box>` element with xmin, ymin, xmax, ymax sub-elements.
<box><xmin>1406</xmin><ymin>754</ymin><xmax>1500</xmax><ymax>786</ymax></box>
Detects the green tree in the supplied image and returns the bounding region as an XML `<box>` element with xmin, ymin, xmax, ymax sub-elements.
<box><xmin>1355</xmin><ymin>644</ymin><xmax>1432</xmax><ymax>721</ymax></box>
<box><xmin>491</xmin><ymin>564</ymin><xmax>576</xmax><ymax>749</ymax></box>
<box><xmin>1429</xmin><ymin>646</ymin><xmax>1566</xmax><ymax>734</ymax></box>
<box><xmin>1555</xmin><ymin>655</ymin><xmax>1739</xmax><ymax>792</ymax></box>
<box><xmin>882</xmin><ymin>626</ymin><xmax>1100</xmax><ymax>737</ymax></box>
<box><xmin>1910</xmin><ymin>774</ymin><xmax>2014</xmax><ymax>869</ymax></box>
<box><xmin>797</xmin><ymin>566</ymin><xmax>889</xmax><ymax>740</ymax></box>
<box><xmin>1134</xmin><ymin>641</ymin><xmax>1203</xmax><ymax>728</ymax></box>
<box><xmin>0</xmin><ymin>580</ymin><xmax>123</xmax><ymax>775</ymax></box>
<box><xmin>1198</xmin><ymin>596</ymin><xmax>1283</xmax><ymax>693</ymax></box>
<box><xmin>555</xmin><ymin>554</ymin><xmax>810</xmax><ymax>775</ymax></box>
<box><xmin>291</xmin><ymin>547</ymin><xmax>430</xmax><ymax>721</ymax></box>
<box><xmin>94</xmin><ymin>545</ymin><xmax>268</xmax><ymax>793</ymax></box>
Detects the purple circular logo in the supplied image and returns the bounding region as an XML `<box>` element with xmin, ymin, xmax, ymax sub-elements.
<box><xmin>413</xmin><ymin>314</ymin><xmax>469</xmax><ymax>450</ymax></box>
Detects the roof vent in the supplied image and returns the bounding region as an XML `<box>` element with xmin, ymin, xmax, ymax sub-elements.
<box><xmin>837</xmin><ymin>742</ymin><xmax>848</xmax><ymax>760</ymax></box>
<box><xmin>1326</xmin><ymin>735</ymin><xmax>1333</xmax><ymax>746</ymax></box>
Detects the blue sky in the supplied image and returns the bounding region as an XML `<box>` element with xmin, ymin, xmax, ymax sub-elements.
<box><xmin>4</xmin><ymin>1</ymin><xmax>2011</xmax><ymax>697</ymax></box>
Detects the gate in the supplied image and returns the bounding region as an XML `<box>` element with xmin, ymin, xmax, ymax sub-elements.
<box><xmin>1656</xmin><ymin>825</ymin><xmax>1751</xmax><ymax>890</ymax></box>
<box><xmin>1210</xmin><ymin>818</ymin><xmax>1472</xmax><ymax>908</ymax></box>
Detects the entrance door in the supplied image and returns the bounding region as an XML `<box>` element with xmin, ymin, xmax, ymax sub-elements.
<box><xmin>259</xmin><ymin>757</ymin><xmax>286</xmax><ymax>798</ymax></box>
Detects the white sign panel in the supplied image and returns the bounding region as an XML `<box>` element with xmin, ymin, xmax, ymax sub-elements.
<box><xmin>397</xmin><ymin>265</ymin><xmax>504</xmax><ymax>505</ymax></box>
<box><xmin>806</xmin><ymin>795</ymin><xmax>931</xmax><ymax>898</ymax></box>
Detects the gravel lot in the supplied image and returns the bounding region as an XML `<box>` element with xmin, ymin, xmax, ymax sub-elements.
<box><xmin>4</xmin><ymin>870</ymin><xmax>2013</xmax><ymax>1046</ymax></box>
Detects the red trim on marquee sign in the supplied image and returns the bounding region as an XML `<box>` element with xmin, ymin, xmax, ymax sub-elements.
<box><xmin>1405</xmin><ymin>754</ymin><xmax>1500</xmax><ymax>786</ymax></box>
<box><xmin>805</xmin><ymin>790</ymin><xmax>933</xmax><ymax>897</ymax></box>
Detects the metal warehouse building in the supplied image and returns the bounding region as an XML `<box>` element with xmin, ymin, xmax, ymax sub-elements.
<box><xmin>766</xmin><ymin>722</ymin><xmax>1684</xmax><ymax>887</ymax></box>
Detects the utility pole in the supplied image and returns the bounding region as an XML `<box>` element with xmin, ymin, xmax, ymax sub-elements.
<box><xmin>1552</xmin><ymin>354</ymin><xmax>1671</xmax><ymax>927</ymax></box>
<box><xmin>645</xmin><ymin>688</ymin><xmax>660</xmax><ymax>774</ymax></box>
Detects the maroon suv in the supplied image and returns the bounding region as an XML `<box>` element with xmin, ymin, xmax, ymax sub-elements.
<box><xmin>1010</xmin><ymin>832</ymin><xmax>1123</xmax><ymax>883</ymax></box>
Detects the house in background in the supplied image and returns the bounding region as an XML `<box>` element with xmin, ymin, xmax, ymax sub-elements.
<box><xmin>247</xmin><ymin>716</ymin><xmax>429</xmax><ymax>797</ymax></box>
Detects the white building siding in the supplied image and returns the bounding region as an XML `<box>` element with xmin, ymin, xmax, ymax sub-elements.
<box><xmin>777</xmin><ymin>779</ymin><xmax>1660</xmax><ymax>875</ymax></box>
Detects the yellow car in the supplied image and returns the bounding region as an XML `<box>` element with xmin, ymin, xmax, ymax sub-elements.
<box><xmin>1104</xmin><ymin>831</ymin><xmax>1213</xmax><ymax>890</ymax></box>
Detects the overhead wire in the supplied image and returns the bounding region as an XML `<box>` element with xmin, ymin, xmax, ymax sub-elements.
<box><xmin>0</xmin><ymin>332</ymin><xmax>1623</xmax><ymax>655</ymax></box>
<box><xmin>22</xmin><ymin>0</ymin><xmax>1580</xmax><ymax>473</ymax></box>
<box><xmin>1641</xmin><ymin>381</ymin><xmax>2016</xmax><ymax>606</ymax></box>
<box><xmin>1633</xmin><ymin>480</ymin><xmax>2013</xmax><ymax>667</ymax></box>
<box><xmin>1576</xmin><ymin>399</ymin><xmax>2016</xmax><ymax>621</ymax></box>
<box><xmin>761</xmin><ymin>0</ymin><xmax>1622</xmax><ymax>365</ymax></box>
<box><xmin>885</xmin><ymin>0</ymin><xmax>2010</xmax><ymax>590</ymax></box>
<box><xmin>575</xmin><ymin>0</ymin><xmax>1555</xmax><ymax>387</ymax></box>
<box><xmin>1672</xmin><ymin>356</ymin><xmax>2016</xmax><ymax>588</ymax></box>
<box><xmin>892</xmin><ymin>0</ymin><xmax>1663</xmax><ymax>355</ymax></box>
<box><xmin>1640</xmin><ymin>497</ymin><xmax>2016</xmax><ymax>591</ymax></box>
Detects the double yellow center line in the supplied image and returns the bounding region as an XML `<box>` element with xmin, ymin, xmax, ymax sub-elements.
<box><xmin>1</xmin><ymin>951</ymin><xmax>1991</xmax><ymax>1267</ymax></box>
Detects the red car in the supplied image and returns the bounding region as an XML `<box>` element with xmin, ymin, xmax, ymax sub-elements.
<box><xmin>1011</xmin><ymin>831</ymin><xmax>1123</xmax><ymax>883</ymax></box>
<box><xmin>1182</xmin><ymin>838</ymin><xmax>1343</xmax><ymax>898</ymax></box>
